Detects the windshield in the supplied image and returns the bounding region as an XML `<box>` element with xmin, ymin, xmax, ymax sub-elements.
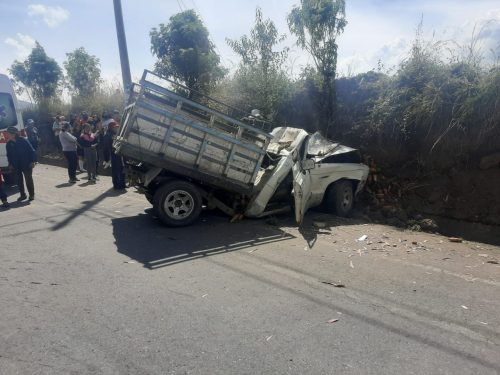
<box><xmin>0</xmin><ymin>93</ymin><xmax>18</xmax><ymax>129</ymax></box>
<box><xmin>306</xmin><ymin>132</ymin><xmax>339</xmax><ymax>156</ymax></box>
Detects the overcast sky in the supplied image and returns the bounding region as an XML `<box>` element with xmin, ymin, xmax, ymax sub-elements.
<box><xmin>1</xmin><ymin>0</ymin><xmax>499</xmax><ymax>85</ymax></box>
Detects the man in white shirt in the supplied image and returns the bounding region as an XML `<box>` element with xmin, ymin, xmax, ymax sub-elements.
<box><xmin>58</xmin><ymin>122</ymin><xmax>79</xmax><ymax>183</ymax></box>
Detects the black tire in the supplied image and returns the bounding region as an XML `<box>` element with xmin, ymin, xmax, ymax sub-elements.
<box><xmin>326</xmin><ymin>180</ymin><xmax>354</xmax><ymax>217</ymax></box>
<box><xmin>152</xmin><ymin>180</ymin><xmax>202</xmax><ymax>227</ymax></box>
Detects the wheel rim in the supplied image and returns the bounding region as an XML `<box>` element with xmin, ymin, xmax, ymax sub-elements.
<box><xmin>341</xmin><ymin>188</ymin><xmax>353</xmax><ymax>210</ymax></box>
<box><xmin>163</xmin><ymin>190</ymin><xmax>195</xmax><ymax>220</ymax></box>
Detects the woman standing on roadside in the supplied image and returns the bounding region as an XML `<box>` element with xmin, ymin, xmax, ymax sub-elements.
<box><xmin>79</xmin><ymin>124</ymin><xmax>99</xmax><ymax>183</ymax></box>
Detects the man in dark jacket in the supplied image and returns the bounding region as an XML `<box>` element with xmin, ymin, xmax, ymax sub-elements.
<box><xmin>103</xmin><ymin>120</ymin><xmax>126</xmax><ymax>190</ymax></box>
<box><xmin>6</xmin><ymin>126</ymin><xmax>37</xmax><ymax>201</ymax></box>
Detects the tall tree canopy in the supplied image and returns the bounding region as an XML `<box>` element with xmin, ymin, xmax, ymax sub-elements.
<box><xmin>9</xmin><ymin>42</ymin><xmax>62</xmax><ymax>103</ymax></box>
<box><xmin>64</xmin><ymin>47</ymin><xmax>102</xmax><ymax>98</ymax></box>
<box><xmin>227</xmin><ymin>7</ymin><xmax>291</xmax><ymax>121</ymax></box>
<box><xmin>150</xmin><ymin>10</ymin><xmax>226</xmax><ymax>95</ymax></box>
<box><xmin>288</xmin><ymin>0</ymin><xmax>347</xmax><ymax>135</ymax></box>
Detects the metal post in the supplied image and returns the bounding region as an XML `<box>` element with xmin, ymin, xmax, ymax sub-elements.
<box><xmin>113</xmin><ymin>0</ymin><xmax>132</xmax><ymax>92</ymax></box>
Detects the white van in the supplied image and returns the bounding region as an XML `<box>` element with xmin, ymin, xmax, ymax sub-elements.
<box><xmin>0</xmin><ymin>74</ymin><xmax>25</xmax><ymax>172</ymax></box>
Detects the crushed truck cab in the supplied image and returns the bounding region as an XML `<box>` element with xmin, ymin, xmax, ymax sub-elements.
<box><xmin>115</xmin><ymin>70</ymin><xmax>369</xmax><ymax>227</ymax></box>
<box><xmin>245</xmin><ymin>128</ymin><xmax>369</xmax><ymax>223</ymax></box>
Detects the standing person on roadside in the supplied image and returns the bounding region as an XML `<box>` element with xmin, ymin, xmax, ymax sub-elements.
<box><xmin>112</xmin><ymin>110</ymin><xmax>121</xmax><ymax>125</ymax></box>
<box><xmin>59</xmin><ymin>122</ymin><xmax>79</xmax><ymax>184</ymax></box>
<box><xmin>90</xmin><ymin>114</ymin><xmax>102</xmax><ymax>179</ymax></box>
<box><xmin>103</xmin><ymin>120</ymin><xmax>126</xmax><ymax>190</ymax></box>
<box><xmin>71</xmin><ymin>116</ymin><xmax>85</xmax><ymax>172</ymax></box>
<box><xmin>5</xmin><ymin>126</ymin><xmax>36</xmax><ymax>201</ymax></box>
<box><xmin>52</xmin><ymin>115</ymin><xmax>62</xmax><ymax>151</ymax></box>
<box><xmin>79</xmin><ymin>124</ymin><xmax>98</xmax><ymax>183</ymax></box>
<box><xmin>101</xmin><ymin>113</ymin><xmax>113</xmax><ymax>134</ymax></box>
<box><xmin>25</xmin><ymin>119</ymin><xmax>40</xmax><ymax>151</ymax></box>
<box><xmin>0</xmin><ymin>167</ymin><xmax>9</xmax><ymax>208</ymax></box>
<box><xmin>80</xmin><ymin>112</ymin><xmax>89</xmax><ymax>126</ymax></box>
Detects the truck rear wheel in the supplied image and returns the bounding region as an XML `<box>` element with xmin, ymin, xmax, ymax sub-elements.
<box><xmin>326</xmin><ymin>180</ymin><xmax>354</xmax><ymax>217</ymax></box>
<box><xmin>153</xmin><ymin>180</ymin><xmax>202</xmax><ymax>227</ymax></box>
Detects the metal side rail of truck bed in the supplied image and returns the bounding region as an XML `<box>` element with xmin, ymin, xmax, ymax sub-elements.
<box><xmin>114</xmin><ymin>70</ymin><xmax>273</xmax><ymax>194</ymax></box>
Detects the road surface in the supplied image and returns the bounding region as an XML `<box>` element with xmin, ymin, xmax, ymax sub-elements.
<box><xmin>1</xmin><ymin>164</ymin><xmax>499</xmax><ymax>374</ymax></box>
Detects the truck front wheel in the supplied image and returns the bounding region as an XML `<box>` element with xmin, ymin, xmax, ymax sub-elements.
<box><xmin>326</xmin><ymin>180</ymin><xmax>354</xmax><ymax>217</ymax></box>
<box><xmin>153</xmin><ymin>180</ymin><xmax>202</xmax><ymax>227</ymax></box>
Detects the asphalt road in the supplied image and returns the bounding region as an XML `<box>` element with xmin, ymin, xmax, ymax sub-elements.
<box><xmin>1</xmin><ymin>164</ymin><xmax>499</xmax><ymax>375</ymax></box>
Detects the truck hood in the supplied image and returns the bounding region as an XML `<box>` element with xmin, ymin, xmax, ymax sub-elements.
<box><xmin>268</xmin><ymin>127</ymin><xmax>358</xmax><ymax>160</ymax></box>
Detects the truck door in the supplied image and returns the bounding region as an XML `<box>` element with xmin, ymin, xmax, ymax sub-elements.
<box><xmin>292</xmin><ymin>158</ymin><xmax>314</xmax><ymax>224</ymax></box>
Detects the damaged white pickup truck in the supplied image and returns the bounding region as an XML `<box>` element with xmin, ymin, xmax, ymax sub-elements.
<box><xmin>115</xmin><ymin>70</ymin><xmax>369</xmax><ymax>227</ymax></box>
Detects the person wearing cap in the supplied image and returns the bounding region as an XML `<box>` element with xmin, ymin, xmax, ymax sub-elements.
<box><xmin>103</xmin><ymin>120</ymin><xmax>126</xmax><ymax>190</ymax></box>
<box><xmin>59</xmin><ymin>122</ymin><xmax>79</xmax><ymax>183</ymax></box>
<box><xmin>5</xmin><ymin>126</ymin><xmax>37</xmax><ymax>201</ymax></box>
<box><xmin>25</xmin><ymin>119</ymin><xmax>40</xmax><ymax>151</ymax></box>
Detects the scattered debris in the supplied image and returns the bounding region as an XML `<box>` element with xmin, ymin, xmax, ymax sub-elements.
<box><xmin>349</xmin><ymin>260</ymin><xmax>354</xmax><ymax>269</ymax></box>
<box><xmin>478</xmin><ymin>254</ymin><xmax>488</xmax><ymax>257</ymax></box>
<box><xmin>124</xmin><ymin>260</ymin><xmax>136</xmax><ymax>264</ymax></box>
<box><xmin>321</xmin><ymin>281</ymin><xmax>346</xmax><ymax>288</ymax></box>
<box><xmin>202</xmin><ymin>294</ymin><xmax>208</xmax><ymax>298</ymax></box>
<box><xmin>357</xmin><ymin>235</ymin><xmax>368</xmax><ymax>242</ymax></box>
<box><xmin>412</xmin><ymin>241</ymin><xmax>418</xmax><ymax>245</ymax></box>
<box><xmin>448</xmin><ymin>237</ymin><xmax>463</xmax><ymax>243</ymax></box>
<box><xmin>461</xmin><ymin>305</ymin><xmax>468</xmax><ymax>310</ymax></box>
<box><xmin>266</xmin><ymin>335</ymin><xmax>273</xmax><ymax>341</ymax></box>
<box><xmin>479</xmin><ymin>321</ymin><xmax>488</xmax><ymax>325</ymax></box>
<box><xmin>327</xmin><ymin>318</ymin><xmax>339</xmax><ymax>324</ymax></box>
<box><xmin>486</xmin><ymin>260</ymin><xmax>499</xmax><ymax>265</ymax></box>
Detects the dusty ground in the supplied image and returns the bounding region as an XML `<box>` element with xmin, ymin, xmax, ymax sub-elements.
<box><xmin>0</xmin><ymin>164</ymin><xmax>499</xmax><ymax>374</ymax></box>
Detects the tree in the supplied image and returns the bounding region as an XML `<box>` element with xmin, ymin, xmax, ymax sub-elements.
<box><xmin>150</xmin><ymin>10</ymin><xmax>226</xmax><ymax>96</ymax></box>
<box><xmin>288</xmin><ymin>0</ymin><xmax>347</xmax><ymax>135</ymax></box>
<box><xmin>9</xmin><ymin>42</ymin><xmax>62</xmax><ymax>103</ymax></box>
<box><xmin>64</xmin><ymin>47</ymin><xmax>102</xmax><ymax>98</ymax></box>
<box><xmin>226</xmin><ymin>7</ymin><xmax>291</xmax><ymax>121</ymax></box>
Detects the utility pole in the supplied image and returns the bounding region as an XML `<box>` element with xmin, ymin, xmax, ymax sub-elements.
<box><xmin>113</xmin><ymin>0</ymin><xmax>132</xmax><ymax>92</ymax></box>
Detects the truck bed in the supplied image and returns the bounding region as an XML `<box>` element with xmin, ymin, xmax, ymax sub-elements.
<box><xmin>115</xmin><ymin>70</ymin><xmax>273</xmax><ymax>194</ymax></box>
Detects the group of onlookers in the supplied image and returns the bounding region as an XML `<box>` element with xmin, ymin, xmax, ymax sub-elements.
<box><xmin>55</xmin><ymin>110</ymin><xmax>126</xmax><ymax>188</ymax></box>
<box><xmin>0</xmin><ymin>109</ymin><xmax>126</xmax><ymax>209</ymax></box>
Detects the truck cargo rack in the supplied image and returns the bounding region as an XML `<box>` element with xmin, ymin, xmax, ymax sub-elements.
<box><xmin>115</xmin><ymin>70</ymin><xmax>273</xmax><ymax>194</ymax></box>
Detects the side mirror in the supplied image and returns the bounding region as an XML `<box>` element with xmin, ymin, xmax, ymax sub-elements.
<box><xmin>301</xmin><ymin>159</ymin><xmax>315</xmax><ymax>170</ymax></box>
